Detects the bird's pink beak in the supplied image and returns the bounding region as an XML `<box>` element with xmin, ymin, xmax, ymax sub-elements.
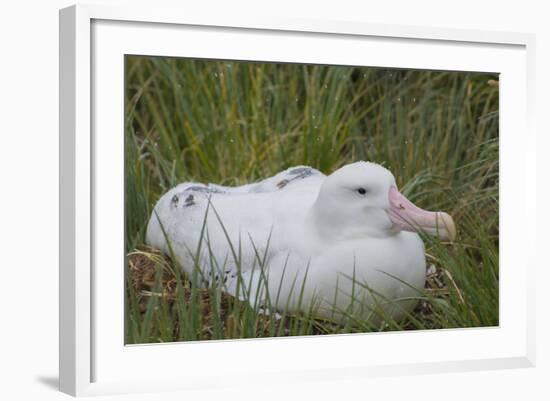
<box><xmin>387</xmin><ymin>186</ymin><xmax>456</xmax><ymax>241</ymax></box>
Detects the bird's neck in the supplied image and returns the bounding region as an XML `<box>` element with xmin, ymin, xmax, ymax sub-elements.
<box><xmin>306</xmin><ymin>198</ymin><xmax>399</xmax><ymax>249</ymax></box>
<box><xmin>306</xmin><ymin>199</ymin><xmax>355</xmax><ymax>247</ymax></box>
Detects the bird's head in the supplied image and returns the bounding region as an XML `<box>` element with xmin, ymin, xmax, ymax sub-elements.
<box><xmin>312</xmin><ymin>161</ymin><xmax>456</xmax><ymax>241</ymax></box>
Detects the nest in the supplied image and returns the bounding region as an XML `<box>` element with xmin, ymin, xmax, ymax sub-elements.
<box><xmin>127</xmin><ymin>246</ymin><xmax>179</xmax><ymax>309</ymax></box>
<box><xmin>127</xmin><ymin>246</ymin><xmax>452</xmax><ymax>340</ymax></box>
<box><xmin>127</xmin><ymin>246</ymin><xmax>283</xmax><ymax>339</ymax></box>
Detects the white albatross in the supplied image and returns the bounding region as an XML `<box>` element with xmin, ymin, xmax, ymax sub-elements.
<box><xmin>146</xmin><ymin>161</ymin><xmax>456</xmax><ymax>322</ymax></box>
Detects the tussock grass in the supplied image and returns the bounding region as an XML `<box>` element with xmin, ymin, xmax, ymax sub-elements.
<box><xmin>125</xmin><ymin>56</ymin><xmax>499</xmax><ymax>344</ymax></box>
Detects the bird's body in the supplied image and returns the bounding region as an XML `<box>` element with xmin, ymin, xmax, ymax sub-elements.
<box><xmin>146</xmin><ymin>162</ymin><xmax>455</xmax><ymax>322</ymax></box>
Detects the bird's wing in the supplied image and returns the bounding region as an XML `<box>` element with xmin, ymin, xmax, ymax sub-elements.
<box><xmin>146</xmin><ymin>167</ymin><xmax>325</xmax><ymax>287</ymax></box>
<box><xmin>206</xmin><ymin>166</ymin><xmax>324</xmax><ymax>194</ymax></box>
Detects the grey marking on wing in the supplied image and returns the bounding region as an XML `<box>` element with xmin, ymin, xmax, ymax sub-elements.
<box><xmin>277</xmin><ymin>167</ymin><xmax>317</xmax><ymax>189</ymax></box>
<box><xmin>184</xmin><ymin>194</ymin><xmax>195</xmax><ymax>207</ymax></box>
<box><xmin>171</xmin><ymin>194</ymin><xmax>179</xmax><ymax>208</ymax></box>
<box><xmin>288</xmin><ymin>167</ymin><xmax>314</xmax><ymax>177</ymax></box>
<box><xmin>186</xmin><ymin>185</ymin><xmax>226</xmax><ymax>194</ymax></box>
<box><xmin>276</xmin><ymin>179</ymin><xmax>289</xmax><ymax>189</ymax></box>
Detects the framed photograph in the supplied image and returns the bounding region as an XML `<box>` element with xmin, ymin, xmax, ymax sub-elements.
<box><xmin>59</xmin><ymin>4</ymin><xmax>536</xmax><ymax>396</ymax></box>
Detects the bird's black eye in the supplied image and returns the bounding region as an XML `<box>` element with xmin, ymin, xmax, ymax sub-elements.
<box><xmin>357</xmin><ymin>188</ymin><xmax>367</xmax><ymax>195</ymax></box>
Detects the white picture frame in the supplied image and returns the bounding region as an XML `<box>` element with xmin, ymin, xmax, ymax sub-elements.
<box><xmin>59</xmin><ymin>3</ymin><xmax>536</xmax><ymax>397</ymax></box>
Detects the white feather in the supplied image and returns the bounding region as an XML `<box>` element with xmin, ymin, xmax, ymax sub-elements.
<box><xmin>146</xmin><ymin>162</ymin><xmax>426</xmax><ymax>321</ymax></box>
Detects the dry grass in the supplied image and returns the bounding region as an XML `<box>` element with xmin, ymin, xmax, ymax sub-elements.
<box><xmin>127</xmin><ymin>247</ymin><xmax>307</xmax><ymax>340</ymax></box>
<box><xmin>127</xmin><ymin>247</ymin><xmax>455</xmax><ymax>338</ymax></box>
